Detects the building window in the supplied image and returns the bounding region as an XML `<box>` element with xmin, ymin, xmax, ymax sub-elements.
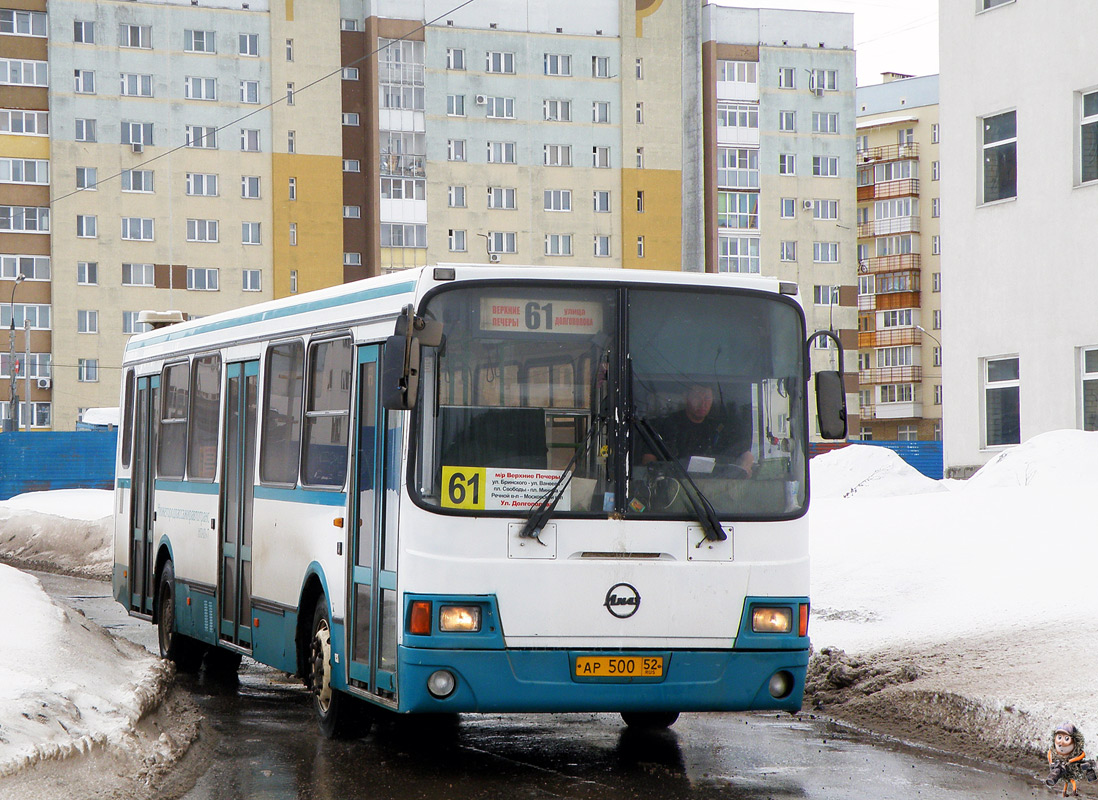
<box><xmin>813</xmin><ymin>199</ymin><xmax>839</xmax><ymax>220</ymax></box>
<box><xmin>780</xmin><ymin>197</ymin><xmax>795</xmax><ymax>219</ymax></box>
<box><xmin>122</xmin><ymin>263</ymin><xmax>155</xmax><ymax>286</ymax></box>
<box><xmin>447</xmin><ymin>48</ymin><xmax>465</xmax><ymax>70</ymax></box>
<box><xmin>121</xmin><ymin>73</ymin><xmax>153</xmax><ymax>97</ymax></box>
<box><xmin>594</xmin><ymin>235</ymin><xmax>610</xmax><ymax>257</ymax></box>
<box><xmin>243</xmin><ymin>269</ymin><xmax>261</xmax><ymax>292</ymax></box>
<box><xmin>982</xmin><ymin>110</ymin><xmax>1016</xmax><ymax>202</ymax></box>
<box><xmin>1081</xmin><ymin>347</ymin><xmax>1098</xmax><ymax>431</ymax></box>
<box><xmin>779</xmin><ymin>154</ymin><xmax>796</xmax><ymax>175</ymax></box>
<box><xmin>932</xmin><ymin>272</ymin><xmax>942</xmax><ymax>292</ymax></box>
<box><xmin>931</xmin><ymin>123</ymin><xmax>940</xmax><ymax>143</ymax></box>
<box><xmin>716</xmin><ymin>102</ymin><xmax>759</xmax><ymax>131</ymax></box>
<box><xmin>486</xmin><ymin>96</ymin><xmax>514</xmax><ymax>119</ymax></box>
<box><xmin>186</xmin><ymin>125</ymin><xmax>217</xmax><ymax>149</ymax></box>
<box><xmin>544</xmin><ymin>53</ymin><xmax>571</xmax><ymax>76</ymax></box>
<box><xmin>932</xmin><ymin>160</ymin><xmax>941</xmax><ymax>181</ymax></box>
<box><xmin>487</xmin><ymin>231</ymin><xmax>517</xmax><ymax>254</ymax></box>
<box><xmin>0</xmin><ymin>158</ymin><xmax>48</xmax><ymax>185</ymax></box>
<box><xmin>935</xmin><ymin>384</ymin><xmax>943</xmax><ymax>405</ymax></box>
<box><xmin>447</xmin><ymin>139</ymin><xmax>466</xmax><ymax>162</ymax></box>
<box><xmin>932</xmin><ymin>197</ymin><xmax>941</xmax><ymax>217</ymax></box>
<box><xmin>343</xmin><ymin>159</ymin><xmax>360</xmax><ymax>172</ymax></box>
<box><xmin>932</xmin><ymin>235</ymin><xmax>941</xmax><ymax>255</ymax></box>
<box><xmin>898</xmin><ymin>127</ymin><xmax>915</xmax><ymax>146</ymax></box>
<box><xmin>77</xmin><ymin>262</ymin><xmax>97</xmax><ymax>285</ymax></box>
<box><xmin>1081</xmin><ymin>91</ymin><xmax>1098</xmax><ymax>184</ymax></box>
<box><xmin>545</xmin><ymin>234</ymin><xmax>572</xmax><ymax>256</ymax></box>
<box><xmin>544</xmin><ymin>99</ymin><xmax>571</xmax><ymax>122</ymax></box>
<box><xmin>636</xmin><ymin>147</ymin><xmax>644</xmax><ymax>168</ymax></box>
<box><xmin>0</xmin><ymin>206</ymin><xmax>49</xmax><ymax>233</ymax></box>
<box><xmin>1</xmin><ymin>9</ymin><xmax>46</xmax><ymax>36</ymax></box>
<box><xmin>122</xmin><ymin>121</ymin><xmax>153</xmax><ymax>147</ymax></box>
<box><xmin>187</xmin><ymin>267</ymin><xmax>219</xmax><ymax>291</ymax></box>
<box><xmin>810</xmin><ymin>69</ymin><xmax>838</xmax><ymax>92</ymax></box>
<box><xmin>778</xmin><ymin>67</ymin><xmax>795</xmax><ymax>89</ymax></box>
<box><xmin>813</xmin><ymin>242</ymin><xmax>839</xmax><ymax>263</ymax></box>
<box><xmin>184</xmin><ymin>29</ymin><xmax>214</xmax><ymax>53</ymax></box>
<box><xmin>897</xmin><ymin>424</ymin><xmax>918</xmax><ymax>441</ymax></box>
<box><xmin>635</xmin><ymin>102</ymin><xmax>644</xmax><ymax>124</ymax></box>
<box><xmin>184</xmin><ymin>76</ymin><xmax>216</xmax><ymax>100</ymax></box>
<box><xmin>119</xmin><ymin>23</ymin><xmax>151</xmax><ymax>48</ymax></box>
<box><xmin>240</xmin><ymin>129</ymin><xmax>260</xmax><ymax>151</ymax></box>
<box><xmin>636</xmin><ymin>191</ymin><xmax>645</xmax><ymax>213</ymax></box>
<box><xmin>592</xmin><ymin>56</ymin><xmax>610</xmax><ymax>78</ymax></box>
<box><xmin>343</xmin><ymin>252</ymin><xmax>361</xmax><ymax>266</ymax></box>
<box><xmin>381</xmin><ymin>223</ymin><xmax>427</xmax><ymax>249</ymax></box>
<box><xmin>932</xmin><ymin>346</ymin><xmax>942</xmax><ymax>368</ymax></box>
<box><xmin>73</xmin><ymin>166</ymin><xmax>95</xmax><ymax>190</ymax></box>
<box><xmin>289</xmin><ymin>270</ymin><xmax>297</xmax><ymax>293</ymax></box>
<box><xmin>482</xmin><ymin>140</ymin><xmax>514</xmax><ymax>164</ymax></box>
<box><xmin>342</xmin><ymin>67</ymin><xmax>359</xmax><ymax>80</ymax></box>
<box><xmin>289</xmin><ymin>223</ymin><xmax>297</xmax><ymax>246</ymax></box>
<box><xmin>0</xmin><ymin>109</ymin><xmax>49</xmax><ymax>136</ymax></box>
<box><xmin>340</xmin><ymin>18</ymin><xmax>358</xmax><ymax>31</ymax></box>
<box><xmin>487</xmin><ymin>187</ymin><xmax>516</xmax><ymax>209</ymax></box>
<box><xmin>717</xmin><ymin>236</ymin><xmax>760</xmax><ymax>274</ymax></box>
<box><xmin>779</xmin><ymin>111</ymin><xmax>795</xmax><ymax>132</ymax></box>
<box><xmin>239</xmin><ymin>33</ymin><xmax>259</xmax><ymax>56</ymax></box>
<box><xmin>186</xmin><ymin>172</ymin><xmax>217</xmax><ymax>196</ymax></box>
<box><xmin>448</xmin><ymin>185</ymin><xmax>466</xmax><ymax>208</ymax></box>
<box><xmin>448</xmin><ymin>229</ymin><xmax>466</xmax><ymax>252</ymax></box>
<box><xmin>242</xmin><ymin>222</ymin><xmax>261</xmax><ymax>244</ymax></box>
<box><xmin>485</xmin><ymin>51</ymin><xmax>515</xmax><ymax>74</ymax></box>
<box><xmin>636</xmin><ymin>236</ymin><xmax>645</xmax><ymax>258</ymax></box>
<box><xmin>812</xmin><ymin>112</ymin><xmax>839</xmax><ymax>134</ymax></box>
<box><xmin>74</xmin><ymin>69</ymin><xmax>95</xmax><ymax>94</ymax></box>
<box><xmin>780</xmin><ymin>241</ymin><xmax>796</xmax><ymax>262</ymax></box>
<box><xmin>0</xmin><ymin>59</ymin><xmax>48</xmax><ymax>87</ymax></box>
<box><xmin>285</xmin><ymin>38</ymin><xmax>293</xmax><ymax>61</ymax></box>
<box><xmin>78</xmin><ymin>358</ymin><xmax>99</xmax><ymax>383</ymax></box>
<box><xmin>74</xmin><ymin>20</ymin><xmax>95</xmax><ymax>43</ymax></box>
<box><xmin>813</xmin><ymin>156</ymin><xmax>839</xmax><ymax>177</ymax></box>
<box><xmin>446</xmin><ymin>95</ymin><xmax>464</xmax><ymax>117</ymax></box>
<box><xmin>635</xmin><ymin>58</ymin><xmax>643</xmax><ymax>79</ymax></box>
<box><xmin>593</xmin><ymin>190</ymin><xmax>610</xmax><ymax>212</ymax></box>
<box><xmin>288</xmin><ymin>130</ymin><xmax>296</xmax><ymax>153</ymax></box>
<box><xmin>77</xmin><ymin>309</ymin><xmax>98</xmax><ymax>334</ymax></box>
<box><xmin>717</xmin><ymin>147</ymin><xmax>759</xmax><ymax>189</ymax></box>
<box><xmin>592</xmin><ymin>101</ymin><xmax>611</xmax><ymax>124</ymax></box>
<box><xmin>984</xmin><ymin>356</ymin><xmax>1020</xmax><ymax>447</ymax></box>
<box><xmin>813</xmin><ymin>285</ymin><xmax>840</xmax><ymax>305</ymax></box>
<box><xmin>122</xmin><ymin>169</ymin><xmax>154</xmax><ymax>193</ymax></box>
<box><xmin>544</xmin><ymin>144</ymin><xmax>572</xmax><ymax>167</ymax></box>
<box><xmin>241</xmin><ymin>175</ymin><xmax>260</xmax><ymax>198</ymax></box>
<box><xmin>76</xmin><ymin>215</ymin><xmax>97</xmax><ymax>238</ymax></box>
<box><xmin>288</xmin><ymin>177</ymin><xmax>297</xmax><ymax>199</ymax></box>
<box><xmin>241</xmin><ymin>80</ymin><xmax>260</xmax><ymax>104</ymax></box>
<box><xmin>75</xmin><ymin>118</ymin><xmax>96</xmax><ymax>142</ymax></box>
<box><xmin>544</xmin><ymin>189</ymin><xmax>571</xmax><ymax>212</ymax></box>
<box><xmin>343</xmin><ymin>205</ymin><xmax>361</xmax><ymax>218</ymax></box>
<box><xmin>717</xmin><ymin>192</ymin><xmax>759</xmax><ymax>230</ymax></box>
<box><xmin>592</xmin><ymin>146</ymin><xmax>610</xmax><ymax>168</ymax></box>
<box><xmin>187</xmin><ymin>219</ymin><xmax>219</xmax><ymax>242</ymax></box>
<box><xmin>933</xmin><ymin>309</ymin><xmax>942</xmax><ymax>329</ymax></box>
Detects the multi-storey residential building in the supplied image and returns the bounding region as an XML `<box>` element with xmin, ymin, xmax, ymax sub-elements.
<box><xmin>1</xmin><ymin>0</ymin><xmax>857</xmax><ymax>431</ymax></box>
<box><xmin>940</xmin><ymin>1</ymin><xmax>1098</xmax><ymax>475</ymax></box>
<box><xmin>854</xmin><ymin>74</ymin><xmax>940</xmax><ymax>442</ymax></box>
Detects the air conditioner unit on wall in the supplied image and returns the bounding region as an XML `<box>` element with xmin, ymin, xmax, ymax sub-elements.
<box><xmin>131</xmin><ymin>142</ymin><xmax>143</xmax><ymax>153</ymax></box>
<box><xmin>36</xmin><ymin>378</ymin><xmax>51</xmax><ymax>389</ymax></box>
<box><xmin>475</xmin><ymin>94</ymin><xmax>488</xmax><ymax>105</ymax></box>
<box><xmin>802</xmin><ymin>200</ymin><xmax>814</xmax><ymax>210</ymax></box>
<box><xmin>489</xmin><ymin>253</ymin><xmax>501</xmax><ymax>262</ymax></box>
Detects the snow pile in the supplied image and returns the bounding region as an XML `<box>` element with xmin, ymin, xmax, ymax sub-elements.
<box><xmin>809</xmin><ymin>443</ymin><xmax>946</xmax><ymax>498</ymax></box>
<box><xmin>0</xmin><ymin>564</ymin><xmax>170</xmax><ymax>778</ymax></box>
<box><xmin>964</xmin><ymin>429</ymin><xmax>1098</xmax><ymax>489</ymax></box>
<box><xmin>79</xmin><ymin>407</ymin><xmax>120</xmax><ymax>427</ymax></box>
<box><xmin>0</xmin><ymin>489</ymin><xmax>113</xmax><ymax>578</ymax></box>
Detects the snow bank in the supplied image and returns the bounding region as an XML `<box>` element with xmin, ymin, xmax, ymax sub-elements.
<box><xmin>964</xmin><ymin>429</ymin><xmax>1098</xmax><ymax>489</ymax></box>
<box><xmin>0</xmin><ymin>564</ymin><xmax>170</xmax><ymax>778</ymax></box>
<box><xmin>0</xmin><ymin>489</ymin><xmax>113</xmax><ymax>578</ymax></box>
<box><xmin>809</xmin><ymin>443</ymin><xmax>946</xmax><ymax>499</ymax></box>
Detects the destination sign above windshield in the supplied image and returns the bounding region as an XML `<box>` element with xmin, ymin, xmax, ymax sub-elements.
<box><xmin>479</xmin><ymin>298</ymin><xmax>603</xmax><ymax>334</ymax></box>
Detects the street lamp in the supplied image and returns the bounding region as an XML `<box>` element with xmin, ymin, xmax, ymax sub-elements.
<box><xmin>6</xmin><ymin>273</ymin><xmax>25</xmax><ymax>433</ymax></box>
<box><xmin>915</xmin><ymin>324</ymin><xmax>941</xmax><ymax>350</ymax></box>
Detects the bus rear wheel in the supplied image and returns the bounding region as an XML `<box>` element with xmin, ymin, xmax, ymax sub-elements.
<box><xmin>157</xmin><ymin>561</ymin><xmax>205</xmax><ymax>673</ymax></box>
<box><xmin>620</xmin><ymin>711</ymin><xmax>680</xmax><ymax>730</ymax></box>
<box><xmin>309</xmin><ymin>600</ymin><xmax>369</xmax><ymax>739</ymax></box>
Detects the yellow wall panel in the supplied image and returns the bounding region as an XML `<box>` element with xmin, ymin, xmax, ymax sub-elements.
<box><xmin>621</xmin><ymin>167</ymin><xmax>682</xmax><ymax>270</ymax></box>
<box><xmin>272</xmin><ymin>153</ymin><xmax>344</xmax><ymax>297</ymax></box>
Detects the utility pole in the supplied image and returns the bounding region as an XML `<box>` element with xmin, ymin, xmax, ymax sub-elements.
<box><xmin>6</xmin><ymin>273</ymin><xmax>25</xmax><ymax>433</ymax></box>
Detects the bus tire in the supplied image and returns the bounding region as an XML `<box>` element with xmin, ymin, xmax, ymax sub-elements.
<box><xmin>157</xmin><ymin>561</ymin><xmax>205</xmax><ymax>673</ymax></box>
<box><xmin>620</xmin><ymin>711</ymin><xmax>680</xmax><ymax>730</ymax></box>
<box><xmin>309</xmin><ymin>599</ymin><xmax>369</xmax><ymax>739</ymax></box>
<box><xmin>204</xmin><ymin>646</ymin><xmax>243</xmax><ymax>678</ymax></box>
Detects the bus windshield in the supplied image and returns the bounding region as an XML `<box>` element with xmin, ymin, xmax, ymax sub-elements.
<box><xmin>412</xmin><ymin>283</ymin><xmax>808</xmax><ymax>520</ymax></box>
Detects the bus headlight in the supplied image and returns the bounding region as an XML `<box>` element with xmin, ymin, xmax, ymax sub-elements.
<box><xmin>439</xmin><ymin>605</ymin><xmax>481</xmax><ymax>632</ymax></box>
<box><xmin>427</xmin><ymin>669</ymin><xmax>456</xmax><ymax>698</ymax></box>
<box><xmin>751</xmin><ymin>607</ymin><xmax>793</xmax><ymax>633</ymax></box>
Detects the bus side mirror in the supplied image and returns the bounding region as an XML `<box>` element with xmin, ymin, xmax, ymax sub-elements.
<box><xmin>815</xmin><ymin>370</ymin><xmax>847</xmax><ymax>440</ymax></box>
<box><xmin>382</xmin><ymin>334</ymin><xmax>420</xmax><ymax>410</ymax></box>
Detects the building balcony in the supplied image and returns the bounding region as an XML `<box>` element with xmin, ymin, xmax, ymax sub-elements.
<box><xmin>858</xmin><ymin>327</ymin><xmax>922</xmax><ymax>349</ymax></box>
<box><xmin>859</xmin><ymin>366</ymin><xmax>923</xmax><ymax>384</ymax></box>
<box><xmin>875</xmin><ymin>290</ymin><xmax>921</xmax><ymax>310</ymax></box>
<box><xmin>857</xmin><ymin>216</ymin><xmax>920</xmax><ymax>238</ymax></box>
<box><xmin>873</xmin><ymin>401</ymin><xmax>924</xmax><ymax>420</ymax></box>
<box><xmin>859</xmin><ymin>253</ymin><xmax>922</xmax><ymax>275</ymax></box>
<box><xmin>857</xmin><ymin>178</ymin><xmax>920</xmax><ymax>202</ymax></box>
<box><xmin>380</xmin><ymin>153</ymin><xmax>426</xmax><ymax>178</ymax></box>
<box><xmin>857</xmin><ymin>294</ymin><xmax>876</xmax><ymax>311</ymax></box>
<box><xmin>857</xmin><ymin>142</ymin><xmax>919</xmax><ymax>164</ymax></box>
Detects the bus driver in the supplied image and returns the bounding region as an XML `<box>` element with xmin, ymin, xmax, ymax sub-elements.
<box><xmin>644</xmin><ymin>384</ymin><xmax>755</xmax><ymax>475</ymax></box>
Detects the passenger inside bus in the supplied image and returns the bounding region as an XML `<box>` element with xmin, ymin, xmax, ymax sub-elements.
<box><xmin>642</xmin><ymin>383</ymin><xmax>755</xmax><ymax>476</ymax></box>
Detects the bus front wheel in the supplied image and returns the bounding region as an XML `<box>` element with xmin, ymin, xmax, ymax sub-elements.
<box><xmin>157</xmin><ymin>561</ymin><xmax>205</xmax><ymax>673</ymax></box>
<box><xmin>620</xmin><ymin>711</ymin><xmax>680</xmax><ymax>730</ymax></box>
<box><xmin>309</xmin><ymin>600</ymin><xmax>369</xmax><ymax>739</ymax></box>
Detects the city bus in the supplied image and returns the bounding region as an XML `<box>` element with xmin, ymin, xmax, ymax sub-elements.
<box><xmin>112</xmin><ymin>265</ymin><xmax>847</xmax><ymax>737</ymax></box>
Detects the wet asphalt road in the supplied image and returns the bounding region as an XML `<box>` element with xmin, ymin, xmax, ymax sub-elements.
<box><xmin>37</xmin><ymin>572</ymin><xmax>1045</xmax><ymax>800</ymax></box>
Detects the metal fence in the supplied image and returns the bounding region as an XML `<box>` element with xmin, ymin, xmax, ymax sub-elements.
<box><xmin>809</xmin><ymin>439</ymin><xmax>944</xmax><ymax>480</ymax></box>
<box><xmin>0</xmin><ymin>431</ymin><xmax>117</xmax><ymax>500</ymax></box>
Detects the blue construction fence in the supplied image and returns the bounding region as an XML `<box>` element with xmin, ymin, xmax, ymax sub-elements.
<box><xmin>0</xmin><ymin>431</ymin><xmax>117</xmax><ymax>501</ymax></box>
<box><xmin>809</xmin><ymin>439</ymin><xmax>944</xmax><ymax>480</ymax></box>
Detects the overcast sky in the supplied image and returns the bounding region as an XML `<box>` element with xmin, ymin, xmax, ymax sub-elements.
<box><xmin>711</xmin><ymin>0</ymin><xmax>939</xmax><ymax>87</ymax></box>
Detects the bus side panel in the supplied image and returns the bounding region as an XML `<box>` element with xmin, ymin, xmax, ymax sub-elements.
<box><xmin>155</xmin><ymin>485</ymin><xmax>221</xmax><ymax>644</ymax></box>
<box><xmin>112</xmin><ymin>479</ymin><xmax>131</xmax><ymax>605</ymax></box>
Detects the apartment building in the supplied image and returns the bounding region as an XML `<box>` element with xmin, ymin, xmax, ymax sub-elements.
<box><xmin>854</xmin><ymin>73</ymin><xmax>941</xmax><ymax>441</ymax></box>
<box><xmin>1</xmin><ymin>0</ymin><xmax>857</xmax><ymax>430</ymax></box>
<box><xmin>940</xmin><ymin>0</ymin><xmax>1098</xmax><ymax>475</ymax></box>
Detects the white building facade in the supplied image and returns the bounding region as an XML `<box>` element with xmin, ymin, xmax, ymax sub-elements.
<box><xmin>940</xmin><ymin>0</ymin><xmax>1098</xmax><ymax>475</ymax></box>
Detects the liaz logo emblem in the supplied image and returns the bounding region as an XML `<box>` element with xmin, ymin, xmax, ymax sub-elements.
<box><xmin>604</xmin><ymin>583</ymin><xmax>640</xmax><ymax>618</ymax></box>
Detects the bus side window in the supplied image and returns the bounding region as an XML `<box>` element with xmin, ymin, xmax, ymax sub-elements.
<box><xmin>188</xmin><ymin>354</ymin><xmax>221</xmax><ymax>481</ymax></box>
<box><xmin>301</xmin><ymin>337</ymin><xmax>353</xmax><ymax>487</ymax></box>
<box><xmin>120</xmin><ymin>370</ymin><xmax>135</xmax><ymax>469</ymax></box>
<box><xmin>260</xmin><ymin>340</ymin><xmax>305</xmax><ymax>486</ymax></box>
<box><xmin>158</xmin><ymin>362</ymin><xmax>189</xmax><ymax>479</ymax></box>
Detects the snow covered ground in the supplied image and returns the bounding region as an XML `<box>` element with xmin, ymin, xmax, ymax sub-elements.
<box><xmin>1</xmin><ymin>431</ymin><xmax>1097</xmax><ymax>781</ymax></box>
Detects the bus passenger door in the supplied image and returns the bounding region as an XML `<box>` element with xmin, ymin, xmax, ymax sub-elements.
<box><xmin>130</xmin><ymin>375</ymin><xmax>158</xmax><ymax>616</ymax></box>
<box><xmin>219</xmin><ymin>361</ymin><xmax>258</xmax><ymax>650</ymax></box>
<box><xmin>348</xmin><ymin>344</ymin><xmax>400</xmax><ymax>699</ymax></box>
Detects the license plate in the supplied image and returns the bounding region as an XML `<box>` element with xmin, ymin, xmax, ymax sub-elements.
<box><xmin>574</xmin><ymin>655</ymin><xmax>664</xmax><ymax>678</ymax></box>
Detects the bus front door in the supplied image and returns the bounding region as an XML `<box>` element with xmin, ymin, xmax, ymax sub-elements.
<box><xmin>348</xmin><ymin>345</ymin><xmax>400</xmax><ymax>700</ymax></box>
<box><xmin>218</xmin><ymin>361</ymin><xmax>258</xmax><ymax>650</ymax></box>
<box><xmin>130</xmin><ymin>374</ymin><xmax>158</xmax><ymax>617</ymax></box>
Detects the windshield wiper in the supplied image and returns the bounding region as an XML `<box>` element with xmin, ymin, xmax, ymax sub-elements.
<box><xmin>632</xmin><ymin>417</ymin><xmax>727</xmax><ymax>543</ymax></box>
<box><xmin>518</xmin><ymin>414</ymin><xmax>602</xmax><ymax>542</ymax></box>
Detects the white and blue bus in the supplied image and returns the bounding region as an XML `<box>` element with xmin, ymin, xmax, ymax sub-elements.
<box><xmin>113</xmin><ymin>265</ymin><xmax>846</xmax><ymax>736</ymax></box>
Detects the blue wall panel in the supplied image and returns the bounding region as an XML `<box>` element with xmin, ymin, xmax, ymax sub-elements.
<box><xmin>0</xmin><ymin>431</ymin><xmax>117</xmax><ymax>500</ymax></box>
<box><xmin>809</xmin><ymin>440</ymin><xmax>944</xmax><ymax>480</ymax></box>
